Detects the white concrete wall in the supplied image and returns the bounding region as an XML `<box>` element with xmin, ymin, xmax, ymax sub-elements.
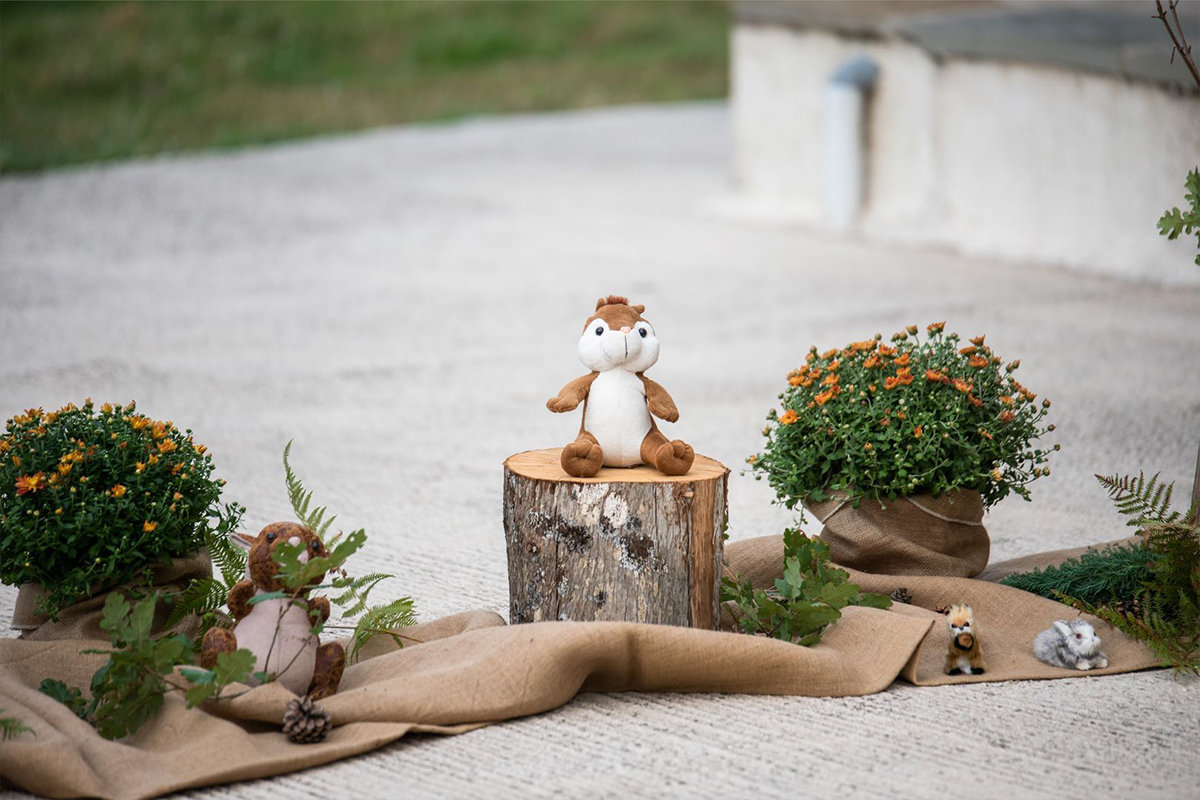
<box><xmin>730</xmin><ymin>25</ymin><xmax>1200</xmax><ymax>286</ymax></box>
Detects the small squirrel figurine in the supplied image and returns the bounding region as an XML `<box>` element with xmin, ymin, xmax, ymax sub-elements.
<box><xmin>548</xmin><ymin>295</ymin><xmax>695</xmax><ymax>478</ymax></box>
<box><xmin>201</xmin><ymin>522</ymin><xmax>345</xmax><ymax>699</ymax></box>
<box><xmin>1034</xmin><ymin>618</ymin><xmax>1109</xmax><ymax>670</ymax></box>
<box><xmin>944</xmin><ymin>603</ymin><xmax>985</xmax><ymax>675</ymax></box>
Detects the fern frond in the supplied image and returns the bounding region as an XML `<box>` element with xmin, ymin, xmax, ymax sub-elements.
<box><xmin>1</xmin><ymin>711</ymin><xmax>33</xmax><ymax>740</ymax></box>
<box><xmin>331</xmin><ymin>569</ymin><xmax>392</xmax><ymax>617</ymax></box>
<box><xmin>166</xmin><ymin>577</ymin><xmax>228</xmax><ymax>628</ymax></box>
<box><xmin>283</xmin><ymin>440</ymin><xmax>337</xmax><ymax>540</ymax></box>
<box><xmin>349</xmin><ymin>597</ymin><xmax>417</xmax><ymax>663</ymax></box>
<box><xmin>1095</xmin><ymin>472</ymin><xmax>1181</xmax><ymax>526</ymax></box>
<box><xmin>206</xmin><ymin>527</ymin><xmax>247</xmax><ymax>588</ymax></box>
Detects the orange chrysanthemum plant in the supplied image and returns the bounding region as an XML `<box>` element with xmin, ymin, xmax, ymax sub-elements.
<box><xmin>750</xmin><ymin>323</ymin><xmax>1058</xmax><ymax>511</ymax></box>
<box><xmin>0</xmin><ymin>400</ymin><xmax>240</xmax><ymax>618</ymax></box>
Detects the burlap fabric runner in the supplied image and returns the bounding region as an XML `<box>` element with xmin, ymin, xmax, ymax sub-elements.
<box><xmin>0</xmin><ymin>536</ymin><xmax>1159</xmax><ymax>799</ymax></box>
<box><xmin>807</xmin><ymin>490</ymin><xmax>990</xmax><ymax>577</ymax></box>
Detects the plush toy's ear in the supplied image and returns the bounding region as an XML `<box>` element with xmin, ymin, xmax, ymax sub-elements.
<box><xmin>595</xmin><ymin>297</ymin><xmax>608</xmax><ymax>311</ymax></box>
<box><xmin>632</xmin><ymin>304</ymin><xmax>645</xmax><ymax>314</ymax></box>
<box><xmin>231</xmin><ymin>532</ymin><xmax>256</xmax><ymax>552</ymax></box>
<box><xmin>1054</xmin><ymin>620</ymin><xmax>1071</xmax><ymax>636</ymax></box>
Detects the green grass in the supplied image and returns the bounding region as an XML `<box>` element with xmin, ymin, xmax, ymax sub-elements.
<box><xmin>0</xmin><ymin>0</ymin><xmax>729</xmax><ymax>172</ymax></box>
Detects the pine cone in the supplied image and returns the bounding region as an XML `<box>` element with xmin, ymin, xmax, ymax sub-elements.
<box><xmin>282</xmin><ymin>695</ymin><xmax>331</xmax><ymax>744</ymax></box>
<box><xmin>890</xmin><ymin>587</ymin><xmax>913</xmax><ymax>605</ymax></box>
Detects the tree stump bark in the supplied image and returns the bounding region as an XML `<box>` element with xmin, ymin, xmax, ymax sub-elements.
<box><xmin>504</xmin><ymin>448</ymin><xmax>729</xmax><ymax>629</ymax></box>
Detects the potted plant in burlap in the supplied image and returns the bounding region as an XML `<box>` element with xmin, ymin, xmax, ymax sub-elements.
<box><xmin>749</xmin><ymin>323</ymin><xmax>1057</xmax><ymax>577</ymax></box>
<box><xmin>0</xmin><ymin>400</ymin><xmax>239</xmax><ymax>638</ymax></box>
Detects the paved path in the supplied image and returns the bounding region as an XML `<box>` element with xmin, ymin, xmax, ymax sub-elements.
<box><xmin>2</xmin><ymin>103</ymin><xmax>1198</xmax><ymax>799</ymax></box>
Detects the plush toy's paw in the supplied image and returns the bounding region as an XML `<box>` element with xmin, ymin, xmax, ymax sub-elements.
<box><xmin>547</xmin><ymin>395</ymin><xmax>582</xmax><ymax>413</ymax></box>
<box><xmin>1075</xmin><ymin>660</ymin><xmax>1092</xmax><ymax>670</ymax></box>
<box><xmin>1093</xmin><ymin>656</ymin><xmax>1108</xmax><ymax>669</ymax></box>
<box><xmin>654</xmin><ymin>440</ymin><xmax>694</xmax><ymax>476</ymax></box>
<box><xmin>647</xmin><ymin>398</ymin><xmax>679</xmax><ymax>423</ymax></box>
<box><xmin>308</xmin><ymin>641</ymin><xmax>346</xmax><ymax>701</ymax></box>
<box><xmin>946</xmin><ymin>667</ymin><xmax>963</xmax><ymax>676</ymax></box>
<box><xmin>201</xmin><ymin>627</ymin><xmax>237</xmax><ymax>670</ymax></box>
<box><xmin>561</xmin><ymin>439</ymin><xmax>604</xmax><ymax>478</ymax></box>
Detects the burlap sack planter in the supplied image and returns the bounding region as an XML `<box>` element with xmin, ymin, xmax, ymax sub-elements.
<box><xmin>806</xmin><ymin>490</ymin><xmax>989</xmax><ymax>577</ymax></box>
<box><xmin>9</xmin><ymin>551</ymin><xmax>213</xmax><ymax>640</ymax></box>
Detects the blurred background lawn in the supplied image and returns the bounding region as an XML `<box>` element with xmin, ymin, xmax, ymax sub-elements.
<box><xmin>0</xmin><ymin>0</ymin><xmax>729</xmax><ymax>173</ymax></box>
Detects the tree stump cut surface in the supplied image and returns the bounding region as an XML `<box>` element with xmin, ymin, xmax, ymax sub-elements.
<box><xmin>504</xmin><ymin>448</ymin><xmax>729</xmax><ymax>629</ymax></box>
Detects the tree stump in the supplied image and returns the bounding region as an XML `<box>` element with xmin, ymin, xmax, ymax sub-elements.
<box><xmin>504</xmin><ymin>448</ymin><xmax>729</xmax><ymax>629</ymax></box>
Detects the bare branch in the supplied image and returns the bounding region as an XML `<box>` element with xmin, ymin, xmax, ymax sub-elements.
<box><xmin>1154</xmin><ymin>0</ymin><xmax>1200</xmax><ymax>89</ymax></box>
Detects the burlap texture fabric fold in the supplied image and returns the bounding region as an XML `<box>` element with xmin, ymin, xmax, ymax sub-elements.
<box><xmin>10</xmin><ymin>553</ymin><xmax>214</xmax><ymax>642</ymax></box>
<box><xmin>0</xmin><ymin>536</ymin><xmax>1160</xmax><ymax>800</ymax></box>
<box><xmin>806</xmin><ymin>490</ymin><xmax>989</xmax><ymax>577</ymax></box>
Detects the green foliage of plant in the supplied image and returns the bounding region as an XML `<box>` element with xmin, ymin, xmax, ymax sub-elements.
<box><xmin>1095</xmin><ymin>471</ymin><xmax>1191</xmax><ymax>527</ymax></box>
<box><xmin>1157</xmin><ymin>167</ymin><xmax>1200</xmax><ymax>267</ymax></box>
<box><xmin>1000</xmin><ymin>544</ymin><xmax>1157</xmax><ymax>606</ymax></box>
<box><xmin>0</xmin><ymin>710</ymin><xmax>33</xmax><ymax>740</ymax></box>
<box><xmin>283</xmin><ymin>440</ymin><xmax>338</xmax><ymax>543</ymax></box>
<box><xmin>750</xmin><ymin>324</ymin><xmax>1056</xmax><ymax>510</ymax></box>
<box><xmin>39</xmin><ymin>592</ymin><xmax>255</xmax><ymax>740</ymax></box>
<box><xmin>1031</xmin><ymin>473</ymin><xmax>1200</xmax><ymax>675</ymax></box>
<box><xmin>0</xmin><ymin>400</ymin><xmax>240</xmax><ymax>618</ymax></box>
<box><xmin>0</xmin><ymin>1</ymin><xmax>729</xmax><ymax>172</ymax></box>
<box><xmin>272</xmin><ymin>448</ymin><xmax>418</xmax><ymax>661</ymax></box>
<box><xmin>170</xmin><ymin>442</ymin><xmax>417</xmax><ymax>662</ymax></box>
<box><xmin>721</xmin><ymin>528</ymin><xmax>891</xmax><ymax>645</ymax></box>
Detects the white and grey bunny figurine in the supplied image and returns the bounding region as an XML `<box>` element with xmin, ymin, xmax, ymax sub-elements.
<box><xmin>1033</xmin><ymin>619</ymin><xmax>1109</xmax><ymax>670</ymax></box>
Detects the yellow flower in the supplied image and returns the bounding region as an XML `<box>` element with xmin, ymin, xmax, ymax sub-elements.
<box><xmin>135</xmin><ymin>461</ymin><xmax>147</xmax><ymax>473</ymax></box>
<box><xmin>821</xmin><ymin>349</ymin><xmax>839</xmax><ymax>360</ymax></box>
<box><xmin>57</xmin><ymin>462</ymin><xmax>73</xmax><ymax>477</ymax></box>
<box><xmin>172</xmin><ymin>492</ymin><xmax>182</xmax><ymax>501</ymax></box>
<box><xmin>926</xmin><ymin>321</ymin><xmax>946</xmax><ymax>333</ymax></box>
<box><xmin>968</xmin><ymin>356</ymin><xmax>989</xmax><ymax>369</ymax></box>
<box><xmin>109</xmin><ymin>484</ymin><xmax>127</xmax><ymax>498</ymax></box>
<box><xmin>814</xmin><ymin>388</ymin><xmax>837</xmax><ymax>406</ymax></box>
<box><xmin>193</xmin><ymin>443</ymin><xmax>207</xmax><ymax>455</ymax></box>
<box><xmin>913</xmin><ymin>426</ymin><xmax>923</xmax><ymax>438</ymax></box>
<box><xmin>953</xmin><ymin>379</ymin><xmax>973</xmax><ymax>393</ymax></box>
<box><xmin>991</xmin><ymin>468</ymin><xmax>1003</xmax><ymax>481</ymax></box>
<box><xmin>143</xmin><ymin>521</ymin><xmax>158</xmax><ymax>533</ymax></box>
<box><xmin>15</xmin><ymin>473</ymin><xmax>47</xmax><ymax>495</ymax></box>
<box><xmin>157</xmin><ymin>439</ymin><xmax>177</xmax><ymax>454</ymax></box>
<box><xmin>779</xmin><ymin>409</ymin><xmax>799</xmax><ymax>425</ymax></box>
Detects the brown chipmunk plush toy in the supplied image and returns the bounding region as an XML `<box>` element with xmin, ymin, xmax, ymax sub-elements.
<box><xmin>548</xmin><ymin>295</ymin><xmax>695</xmax><ymax>478</ymax></box>
<box><xmin>944</xmin><ymin>603</ymin><xmax>986</xmax><ymax>676</ymax></box>
<box><xmin>201</xmin><ymin>522</ymin><xmax>345</xmax><ymax>699</ymax></box>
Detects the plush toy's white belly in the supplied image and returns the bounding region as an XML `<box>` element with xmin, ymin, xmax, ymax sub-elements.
<box><xmin>585</xmin><ymin>369</ymin><xmax>652</xmax><ymax>467</ymax></box>
<box><xmin>234</xmin><ymin>595</ymin><xmax>317</xmax><ymax>695</ymax></box>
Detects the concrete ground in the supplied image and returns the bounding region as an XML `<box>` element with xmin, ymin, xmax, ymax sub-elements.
<box><xmin>1</xmin><ymin>103</ymin><xmax>1198</xmax><ymax>799</ymax></box>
